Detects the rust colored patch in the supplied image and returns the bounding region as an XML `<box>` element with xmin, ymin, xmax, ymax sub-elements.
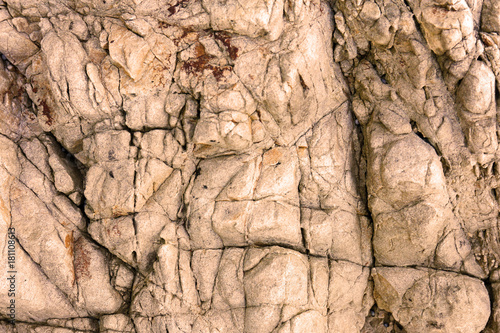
<box><xmin>214</xmin><ymin>31</ymin><xmax>239</xmax><ymax>61</ymax></box>
<box><xmin>181</xmin><ymin>27</ymin><xmax>194</xmax><ymax>38</ymax></box>
<box><xmin>483</xmin><ymin>38</ymin><xmax>494</xmax><ymax>47</ymax></box>
<box><xmin>194</xmin><ymin>42</ymin><xmax>206</xmax><ymax>57</ymax></box>
<box><xmin>65</xmin><ymin>231</ymin><xmax>74</xmax><ymax>257</ymax></box>
<box><xmin>297</xmin><ymin>146</ymin><xmax>308</xmax><ymax>158</ymax></box>
<box><xmin>74</xmin><ymin>237</ymin><xmax>92</xmax><ymax>280</ymax></box>
<box><xmin>181</xmin><ymin>39</ymin><xmax>234</xmax><ymax>81</ymax></box>
<box><xmin>39</xmin><ymin>99</ymin><xmax>53</xmax><ymax>126</ymax></box>
<box><xmin>181</xmin><ymin>55</ymin><xmax>232</xmax><ymax>82</ymax></box>
<box><xmin>182</xmin><ymin>54</ymin><xmax>211</xmax><ymax>74</ymax></box>
<box><xmin>212</xmin><ymin>66</ymin><xmax>232</xmax><ymax>82</ymax></box>
<box><xmin>263</xmin><ymin>148</ymin><xmax>283</xmax><ymax>165</ymax></box>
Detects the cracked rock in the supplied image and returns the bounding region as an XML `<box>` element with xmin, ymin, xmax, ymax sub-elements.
<box><xmin>1</xmin><ymin>0</ymin><xmax>500</xmax><ymax>332</ymax></box>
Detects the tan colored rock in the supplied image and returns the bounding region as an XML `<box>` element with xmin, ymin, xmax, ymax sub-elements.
<box><xmin>482</xmin><ymin>0</ymin><xmax>500</xmax><ymax>32</ymax></box>
<box><xmin>457</xmin><ymin>60</ymin><xmax>497</xmax><ymax>164</ymax></box>
<box><xmin>373</xmin><ymin>267</ymin><xmax>490</xmax><ymax>332</ymax></box>
<box><xmin>2</xmin><ymin>0</ymin><xmax>500</xmax><ymax>331</ymax></box>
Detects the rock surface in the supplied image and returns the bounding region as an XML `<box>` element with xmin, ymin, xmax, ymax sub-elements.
<box><xmin>0</xmin><ymin>0</ymin><xmax>498</xmax><ymax>332</ymax></box>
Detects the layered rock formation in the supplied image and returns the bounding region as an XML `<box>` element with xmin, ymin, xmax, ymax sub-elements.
<box><xmin>0</xmin><ymin>0</ymin><xmax>499</xmax><ymax>332</ymax></box>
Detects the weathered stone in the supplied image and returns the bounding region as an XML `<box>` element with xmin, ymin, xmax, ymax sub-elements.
<box><xmin>373</xmin><ymin>267</ymin><xmax>490</xmax><ymax>332</ymax></box>
<box><xmin>1</xmin><ymin>0</ymin><xmax>500</xmax><ymax>331</ymax></box>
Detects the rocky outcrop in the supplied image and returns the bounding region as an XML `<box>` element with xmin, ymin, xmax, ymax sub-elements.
<box><xmin>0</xmin><ymin>0</ymin><xmax>498</xmax><ymax>332</ymax></box>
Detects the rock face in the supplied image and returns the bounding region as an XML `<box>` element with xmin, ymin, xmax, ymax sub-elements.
<box><xmin>0</xmin><ymin>0</ymin><xmax>499</xmax><ymax>332</ymax></box>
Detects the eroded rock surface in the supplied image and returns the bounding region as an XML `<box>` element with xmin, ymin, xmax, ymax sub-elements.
<box><xmin>0</xmin><ymin>0</ymin><xmax>498</xmax><ymax>332</ymax></box>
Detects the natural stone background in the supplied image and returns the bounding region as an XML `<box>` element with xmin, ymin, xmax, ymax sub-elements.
<box><xmin>0</xmin><ymin>0</ymin><xmax>499</xmax><ymax>332</ymax></box>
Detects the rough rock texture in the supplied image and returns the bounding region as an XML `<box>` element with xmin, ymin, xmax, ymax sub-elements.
<box><xmin>0</xmin><ymin>0</ymin><xmax>499</xmax><ymax>332</ymax></box>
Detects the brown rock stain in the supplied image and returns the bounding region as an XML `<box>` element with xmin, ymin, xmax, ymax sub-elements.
<box><xmin>30</xmin><ymin>77</ymin><xmax>56</xmax><ymax>127</ymax></box>
<box><xmin>263</xmin><ymin>148</ymin><xmax>283</xmax><ymax>165</ymax></box>
<box><xmin>181</xmin><ymin>54</ymin><xmax>211</xmax><ymax>74</ymax></box>
<box><xmin>194</xmin><ymin>143</ymin><xmax>213</xmax><ymax>155</ymax></box>
<box><xmin>74</xmin><ymin>237</ymin><xmax>92</xmax><ymax>281</ymax></box>
<box><xmin>172</xmin><ymin>27</ymin><xmax>196</xmax><ymax>46</ymax></box>
<box><xmin>65</xmin><ymin>231</ymin><xmax>74</xmax><ymax>257</ymax></box>
<box><xmin>214</xmin><ymin>31</ymin><xmax>239</xmax><ymax>61</ymax></box>
<box><xmin>297</xmin><ymin>146</ymin><xmax>308</xmax><ymax>158</ymax></box>
<box><xmin>152</xmin><ymin>64</ymin><xmax>170</xmax><ymax>88</ymax></box>
<box><xmin>212</xmin><ymin>66</ymin><xmax>232</xmax><ymax>82</ymax></box>
<box><xmin>194</xmin><ymin>42</ymin><xmax>206</xmax><ymax>58</ymax></box>
<box><xmin>168</xmin><ymin>0</ymin><xmax>190</xmax><ymax>17</ymax></box>
<box><xmin>111</xmin><ymin>205</ymin><xmax>131</xmax><ymax>218</ymax></box>
<box><xmin>106</xmin><ymin>223</ymin><xmax>122</xmax><ymax>237</ymax></box>
<box><xmin>431</xmin><ymin>5</ymin><xmax>450</xmax><ymax>19</ymax></box>
<box><xmin>158</xmin><ymin>21</ymin><xmax>171</xmax><ymax>29</ymax></box>
<box><xmin>181</xmin><ymin>39</ymin><xmax>233</xmax><ymax>82</ymax></box>
<box><xmin>181</xmin><ymin>55</ymin><xmax>232</xmax><ymax>82</ymax></box>
<box><xmin>112</xmin><ymin>224</ymin><xmax>122</xmax><ymax>236</ymax></box>
<box><xmin>39</xmin><ymin>99</ymin><xmax>53</xmax><ymax>126</ymax></box>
